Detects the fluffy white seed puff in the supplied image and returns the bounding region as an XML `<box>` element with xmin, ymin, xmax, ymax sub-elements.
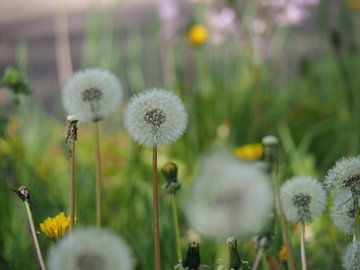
<box><xmin>331</xmin><ymin>190</ymin><xmax>355</xmax><ymax>234</ymax></box>
<box><xmin>62</xmin><ymin>69</ymin><xmax>122</xmax><ymax>122</ymax></box>
<box><xmin>124</xmin><ymin>88</ymin><xmax>187</xmax><ymax>147</ymax></box>
<box><xmin>48</xmin><ymin>228</ymin><xmax>134</xmax><ymax>270</ymax></box>
<box><xmin>280</xmin><ymin>176</ymin><xmax>326</xmax><ymax>223</ymax></box>
<box><xmin>325</xmin><ymin>156</ymin><xmax>360</xmax><ymax>194</ymax></box>
<box><xmin>343</xmin><ymin>240</ymin><xmax>360</xmax><ymax>270</ymax></box>
<box><xmin>186</xmin><ymin>150</ymin><xmax>273</xmax><ymax>238</ymax></box>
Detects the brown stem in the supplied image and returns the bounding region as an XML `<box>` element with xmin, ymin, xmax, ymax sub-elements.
<box><xmin>152</xmin><ymin>146</ymin><xmax>161</xmax><ymax>270</ymax></box>
<box><xmin>69</xmin><ymin>142</ymin><xmax>75</xmax><ymax>231</ymax></box>
<box><xmin>300</xmin><ymin>223</ymin><xmax>307</xmax><ymax>270</ymax></box>
<box><xmin>24</xmin><ymin>201</ymin><xmax>46</xmax><ymax>270</ymax></box>
<box><xmin>95</xmin><ymin>121</ymin><xmax>102</xmax><ymax>227</ymax></box>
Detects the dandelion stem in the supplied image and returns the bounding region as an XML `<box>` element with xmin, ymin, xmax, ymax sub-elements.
<box><xmin>95</xmin><ymin>121</ymin><xmax>102</xmax><ymax>227</ymax></box>
<box><xmin>69</xmin><ymin>142</ymin><xmax>75</xmax><ymax>231</ymax></box>
<box><xmin>251</xmin><ymin>249</ymin><xmax>263</xmax><ymax>270</ymax></box>
<box><xmin>354</xmin><ymin>198</ymin><xmax>360</xmax><ymax>240</ymax></box>
<box><xmin>273</xmin><ymin>172</ymin><xmax>296</xmax><ymax>270</ymax></box>
<box><xmin>152</xmin><ymin>146</ymin><xmax>161</xmax><ymax>270</ymax></box>
<box><xmin>171</xmin><ymin>194</ymin><xmax>182</xmax><ymax>261</ymax></box>
<box><xmin>300</xmin><ymin>223</ymin><xmax>307</xmax><ymax>270</ymax></box>
<box><xmin>66</xmin><ymin>116</ymin><xmax>78</xmax><ymax>231</ymax></box>
<box><xmin>21</xmin><ymin>192</ymin><xmax>46</xmax><ymax>270</ymax></box>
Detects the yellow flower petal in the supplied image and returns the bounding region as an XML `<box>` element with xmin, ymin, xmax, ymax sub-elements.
<box><xmin>187</xmin><ymin>24</ymin><xmax>208</xmax><ymax>46</ymax></box>
<box><xmin>40</xmin><ymin>212</ymin><xmax>70</xmax><ymax>241</ymax></box>
<box><xmin>234</xmin><ymin>143</ymin><xmax>263</xmax><ymax>161</ymax></box>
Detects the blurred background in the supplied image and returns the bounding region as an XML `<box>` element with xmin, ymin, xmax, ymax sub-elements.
<box><xmin>1</xmin><ymin>0</ymin><xmax>360</xmax><ymax>269</ymax></box>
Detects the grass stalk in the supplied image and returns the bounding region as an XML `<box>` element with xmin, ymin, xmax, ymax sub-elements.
<box><xmin>171</xmin><ymin>194</ymin><xmax>182</xmax><ymax>261</ymax></box>
<box><xmin>152</xmin><ymin>146</ymin><xmax>161</xmax><ymax>270</ymax></box>
<box><xmin>300</xmin><ymin>223</ymin><xmax>307</xmax><ymax>270</ymax></box>
<box><xmin>95</xmin><ymin>121</ymin><xmax>102</xmax><ymax>227</ymax></box>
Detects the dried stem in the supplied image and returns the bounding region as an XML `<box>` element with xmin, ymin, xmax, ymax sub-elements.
<box><xmin>152</xmin><ymin>146</ymin><xmax>161</xmax><ymax>270</ymax></box>
<box><xmin>14</xmin><ymin>187</ymin><xmax>47</xmax><ymax>270</ymax></box>
<box><xmin>251</xmin><ymin>249</ymin><xmax>263</xmax><ymax>270</ymax></box>
<box><xmin>171</xmin><ymin>194</ymin><xmax>182</xmax><ymax>261</ymax></box>
<box><xmin>95</xmin><ymin>121</ymin><xmax>103</xmax><ymax>227</ymax></box>
<box><xmin>300</xmin><ymin>223</ymin><xmax>307</xmax><ymax>270</ymax></box>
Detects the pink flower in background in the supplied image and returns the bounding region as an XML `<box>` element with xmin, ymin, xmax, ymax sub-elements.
<box><xmin>207</xmin><ymin>7</ymin><xmax>237</xmax><ymax>46</ymax></box>
<box><xmin>158</xmin><ymin>0</ymin><xmax>180</xmax><ymax>22</ymax></box>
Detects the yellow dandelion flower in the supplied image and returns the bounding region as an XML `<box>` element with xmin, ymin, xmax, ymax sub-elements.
<box><xmin>279</xmin><ymin>245</ymin><xmax>287</xmax><ymax>262</ymax></box>
<box><xmin>234</xmin><ymin>143</ymin><xmax>263</xmax><ymax>161</ymax></box>
<box><xmin>187</xmin><ymin>24</ymin><xmax>208</xmax><ymax>46</ymax></box>
<box><xmin>347</xmin><ymin>0</ymin><xmax>360</xmax><ymax>9</ymax></box>
<box><xmin>40</xmin><ymin>212</ymin><xmax>70</xmax><ymax>241</ymax></box>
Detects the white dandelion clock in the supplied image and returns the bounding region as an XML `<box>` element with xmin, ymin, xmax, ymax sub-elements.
<box><xmin>124</xmin><ymin>88</ymin><xmax>187</xmax><ymax>147</ymax></box>
<box><xmin>343</xmin><ymin>241</ymin><xmax>360</xmax><ymax>270</ymax></box>
<box><xmin>325</xmin><ymin>156</ymin><xmax>360</xmax><ymax>196</ymax></box>
<box><xmin>280</xmin><ymin>176</ymin><xmax>326</xmax><ymax>223</ymax></box>
<box><xmin>186</xmin><ymin>150</ymin><xmax>273</xmax><ymax>238</ymax></box>
<box><xmin>331</xmin><ymin>190</ymin><xmax>355</xmax><ymax>234</ymax></box>
<box><xmin>62</xmin><ymin>69</ymin><xmax>122</xmax><ymax>122</ymax></box>
<box><xmin>48</xmin><ymin>228</ymin><xmax>134</xmax><ymax>270</ymax></box>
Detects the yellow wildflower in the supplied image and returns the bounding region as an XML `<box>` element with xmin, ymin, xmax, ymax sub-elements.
<box><xmin>347</xmin><ymin>0</ymin><xmax>360</xmax><ymax>9</ymax></box>
<box><xmin>40</xmin><ymin>212</ymin><xmax>70</xmax><ymax>241</ymax></box>
<box><xmin>234</xmin><ymin>143</ymin><xmax>263</xmax><ymax>161</ymax></box>
<box><xmin>279</xmin><ymin>245</ymin><xmax>287</xmax><ymax>262</ymax></box>
<box><xmin>187</xmin><ymin>24</ymin><xmax>208</xmax><ymax>46</ymax></box>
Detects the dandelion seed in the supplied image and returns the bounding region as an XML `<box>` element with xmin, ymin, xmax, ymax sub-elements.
<box><xmin>280</xmin><ymin>176</ymin><xmax>326</xmax><ymax>223</ymax></box>
<box><xmin>124</xmin><ymin>88</ymin><xmax>187</xmax><ymax>147</ymax></box>
<box><xmin>331</xmin><ymin>190</ymin><xmax>355</xmax><ymax>234</ymax></box>
<box><xmin>186</xmin><ymin>149</ymin><xmax>273</xmax><ymax>238</ymax></box>
<box><xmin>343</xmin><ymin>240</ymin><xmax>360</xmax><ymax>270</ymax></box>
<box><xmin>325</xmin><ymin>156</ymin><xmax>360</xmax><ymax>196</ymax></box>
<box><xmin>62</xmin><ymin>69</ymin><xmax>122</xmax><ymax>122</ymax></box>
<box><xmin>40</xmin><ymin>212</ymin><xmax>70</xmax><ymax>241</ymax></box>
<box><xmin>48</xmin><ymin>228</ymin><xmax>134</xmax><ymax>270</ymax></box>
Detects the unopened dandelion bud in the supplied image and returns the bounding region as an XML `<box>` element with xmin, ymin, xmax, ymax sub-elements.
<box><xmin>161</xmin><ymin>162</ymin><xmax>181</xmax><ymax>194</ymax></box>
<box><xmin>262</xmin><ymin>135</ymin><xmax>279</xmax><ymax>173</ymax></box>
<box><xmin>66</xmin><ymin>115</ymin><xmax>78</xmax><ymax>144</ymax></box>
<box><xmin>226</xmin><ymin>237</ymin><xmax>242</xmax><ymax>270</ymax></box>
<box><xmin>329</xmin><ymin>28</ymin><xmax>342</xmax><ymax>50</ymax></box>
<box><xmin>254</xmin><ymin>232</ymin><xmax>274</xmax><ymax>250</ymax></box>
<box><xmin>174</xmin><ymin>242</ymin><xmax>209</xmax><ymax>270</ymax></box>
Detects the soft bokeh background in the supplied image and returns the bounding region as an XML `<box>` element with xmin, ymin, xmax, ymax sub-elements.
<box><xmin>1</xmin><ymin>0</ymin><xmax>359</xmax><ymax>269</ymax></box>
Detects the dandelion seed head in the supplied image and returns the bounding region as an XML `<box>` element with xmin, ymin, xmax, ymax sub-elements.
<box><xmin>262</xmin><ymin>135</ymin><xmax>278</xmax><ymax>146</ymax></box>
<box><xmin>186</xmin><ymin>149</ymin><xmax>273</xmax><ymax>238</ymax></box>
<box><xmin>62</xmin><ymin>69</ymin><xmax>122</xmax><ymax>122</ymax></box>
<box><xmin>47</xmin><ymin>228</ymin><xmax>134</xmax><ymax>270</ymax></box>
<box><xmin>343</xmin><ymin>240</ymin><xmax>360</xmax><ymax>270</ymax></box>
<box><xmin>325</xmin><ymin>156</ymin><xmax>360</xmax><ymax>195</ymax></box>
<box><xmin>331</xmin><ymin>190</ymin><xmax>355</xmax><ymax>234</ymax></box>
<box><xmin>124</xmin><ymin>88</ymin><xmax>187</xmax><ymax>147</ymax></box>
<box><xmin>280</xmin><ymin>176</ymin><xmax>326</xmax><ymax>223</ymax></box>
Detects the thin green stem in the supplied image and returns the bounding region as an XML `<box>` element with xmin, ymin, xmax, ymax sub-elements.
<box><xmin>95</xmin><ymin>121</ymin><xmax>102</xmax><ymax>227</ymax></box>
<box><xmin>24</xmin><ymin>201</ymin><xmax>46</xmax><ymax>270</ymax></box>
<box><xmin>300</xmin><ymin>223</ymin><xmax>307</xmax><ymax>270</ymax></box>
<box><xmin>261</xmin><ymin>253</ymin><xmax>270</xmax><ymax>270</ymax></box>
<box><xmin>69</xmin><ymin>142</ymin><xmax>75</xmax><ymax>231</ymax></box>
<box><xmin>171</xmin><ymin>194</ymin><xmax>182</xmax><ymax>261</ymax></box>
<box><xmin>152</xmin><ymin>146</ymin><xmax>161</xmax><ymax>270</ymax></box>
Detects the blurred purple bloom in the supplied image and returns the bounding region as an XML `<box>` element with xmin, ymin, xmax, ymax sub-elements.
<box><xmin>208</xmin><ymin>7</ymin><xmax>237</xmax><ymax>33</ymax></box>
<box><xmin>158</xmin><ymin>0</ymin><xmax>180</xmax><ymax>22</ymax></box>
